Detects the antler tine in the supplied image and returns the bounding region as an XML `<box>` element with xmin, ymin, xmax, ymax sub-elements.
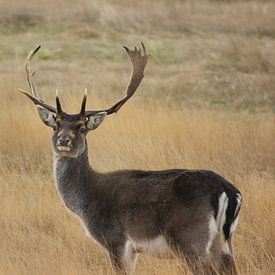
<box><xmin>18</xmin><ymin>45</ymin><xmax>58</xmax><ymax>114</ymax></box>
<box><xmin>18</xmin><ymin>89</ymin><xmax>57</xmax><ymax>113</ymax></box>
<box><xmin>26</xmin><ymin>45</ymin><xmax>41</xmax><ymax>98</ymax></box>
<box><xmin>55</xmin><ymin>89</ymin><xmax>63</xmax><ymax>114</ymax></box>
<box><xmin>85</xmin><ymin>42</ymin><xmax>149</xmax><ymax>116</ymax></box>
<box><xmin>80</xmin><ymin>88</ymin><xmax>87</xmax><ymax>115</ymax></box>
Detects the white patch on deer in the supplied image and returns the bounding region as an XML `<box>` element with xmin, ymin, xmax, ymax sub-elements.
<box><xmin>228</xmin><ymin>193</ymin><xmax>241</xmax><ymax>236</ymax></box>
<box><xmin>123</xmin><ymin>240</ymin><xmax>136</xmax><ymax>274</ymax></box>
<box><xmin>206</xmin><ymin>215</ymin><xmax>218</xmax><ymax>254</ymax></box>
<box><xmin>216</xmin><ymin>192</ymin><xmax>229</xmax><ymax>233</ymax></box>
<box><xmin>230</xmin><ymin>216</ymin><xmax>240</xmax><ymax>235</ymax></box>
<box><xmin>223</xmin><ymin>241</ymin><xmax>231</xmax><ymax>255</ymax></box>
<box><xmin>128</xmin><ymin>235</ymin><xmax>171</xmax><ymax>256</ymax></box>
<box><xmin>235</xmin><ymin>193</ymin><xmax>242</xmax><ymax>217</ymax></box>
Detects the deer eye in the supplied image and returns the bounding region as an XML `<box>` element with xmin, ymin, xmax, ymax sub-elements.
<box><xmin>79</xmin><ymin>127</ymin><xmax>86</xmax><ymax>134</ymax></box>
<box><xmin>52</xmin><ymin>125</ymin><xmax>57</xmax><ymax>131</ymax></box>
<box><xmin>76</xmin><ymin>124</ymin><xmax>86</xmax><ymax>134</ymax></box>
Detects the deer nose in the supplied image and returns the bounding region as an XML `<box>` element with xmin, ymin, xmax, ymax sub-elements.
<box><xmin>57</xmin><ymin>135</ymin><xmax>71</xmax><ymax>146</ymax></box>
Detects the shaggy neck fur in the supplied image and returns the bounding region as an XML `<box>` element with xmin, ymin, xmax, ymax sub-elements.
<box><xmin>54</xmin><ymin>145</ymin><xmax>97</xmax><ymax>216</ymax></box>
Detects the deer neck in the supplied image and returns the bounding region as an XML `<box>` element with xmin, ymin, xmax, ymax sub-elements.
<box><xmin>53</xmin><ymin>146</ymin><xmax>97</xmax><ymax>216</ymax></box>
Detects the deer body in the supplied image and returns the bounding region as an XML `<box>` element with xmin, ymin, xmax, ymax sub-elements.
<box><xmin>54</xmin><ymin>141</ymin><xmax>241</xmax><ymax>274</ymax></box>
<box><xmin>20</xmin><ymin>44</ymin><xmax>242</xmax><ymax>274</ymax></box>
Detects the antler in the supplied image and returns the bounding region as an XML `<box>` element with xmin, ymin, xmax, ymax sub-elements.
<box><xmin>18</xmin><ymin>45</ymin><xmax>58</xmax><ymax>114</ymax></box>
<box><xmin>19</xmin><ymin>43</ymin><xmax>149</xmax><ymax>117</ymax></box>
<box><xmin>85</xmin><ymin>42</ymin><xmax>149</xmax><ymax>116</ymax></box>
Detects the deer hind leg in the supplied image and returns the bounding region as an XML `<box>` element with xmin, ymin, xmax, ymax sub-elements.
<box><xmin>211</xmin><ymin>236</ymin><xmax>237</xmax><ymax>275</ymax></box>
<box><xmin>166</xmin><ymin>194</ymin><xmax>232</xmax><ymax>274</ymax></box>
<box><xmin>218</xmin><ymin>221</ymin><xmax>239</xmax><ymax>275</ymax></box>
<box><xmin>220</xmin><ymin>252</ymin><xmax>237</xmax><ymax>275</ymax></box>
<box><xmin>183</xmin><ymin>252</ymin><xmax>217</xmax><ymax>275</ymax></box>
<box><xmin>171</xmin><ymin>241</ymin><xmax>217</xmax><ymax>275</ymax></box>
<box><xmin>108</xmin><ymin>241</ymin><xmax>137</xmax><ymax>274</ymax></box>
<box><xmin>165</xmin><ymin>220</ymin><xmax>217</xmax><ymax>275</ymax></box>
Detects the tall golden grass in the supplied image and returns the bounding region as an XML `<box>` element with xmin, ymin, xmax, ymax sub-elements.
<box><xmin>0</xmin><ymin>84</ymin><xmax>274</xmax><ymax>274</ymax></box>
<box><xmin>0</xmin><ymin>0</ymin><xmax>274</xmax><ymax>274</ymax></box>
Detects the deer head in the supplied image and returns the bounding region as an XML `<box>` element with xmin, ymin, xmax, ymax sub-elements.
<box><xmin>18</xmin><ymin>43</ymin><xmax>148</xmax><ymax>157</ymax></box>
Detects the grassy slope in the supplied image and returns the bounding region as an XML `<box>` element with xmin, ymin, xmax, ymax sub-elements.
<box><xmin>0</xmin><ymin>0</ymin><xmax>274</xmax><ymax>274</ymax></box>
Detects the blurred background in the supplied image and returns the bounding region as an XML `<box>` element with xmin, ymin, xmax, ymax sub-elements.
<box><xmin>0</xmin><ymin>0</ymin><xmax>274</xmax><ymax>274</ymax></box>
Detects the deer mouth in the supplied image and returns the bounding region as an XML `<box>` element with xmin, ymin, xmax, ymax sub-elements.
<box><xmin>57</xmin><ymin>146</ymin><xmax>72</xmax><ymax>152</ymax></box>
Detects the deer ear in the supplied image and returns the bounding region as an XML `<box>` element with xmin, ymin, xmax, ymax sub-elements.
<box><xmin>86</xmin><ymin>112</ymin><xmax>107</xmax><ymax>130</ymax></box>
<box><xmin>37</xmin><ymin>106</ymin><xmax>56</xmax><ymax>127</ymax></box>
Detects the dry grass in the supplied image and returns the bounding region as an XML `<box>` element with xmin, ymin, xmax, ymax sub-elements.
<box><xmin>0</xmin><ymin>0</ymin><xmax>275</xmax><ymax>274</ymax></box>
<box><xmin>0</xmin><ymin>88</ymin><xmax>274</xmax><ymax>274</ymax></box>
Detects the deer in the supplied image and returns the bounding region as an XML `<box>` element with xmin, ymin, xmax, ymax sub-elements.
<box><xmin>18</xmin><ymin>43</ymin><xmax>242</xmax><ymax>275</ymax></box>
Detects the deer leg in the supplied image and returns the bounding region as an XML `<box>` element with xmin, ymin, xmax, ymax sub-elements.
<box><xmin>108</xmin><ymin>241</ymin><xmax>136</xmax><ymax>274</ymax></box>
<box><xmin>165</xmin><ymin>237</ymin><xmax>215</xmax><ymax>275</ymax></box>
<box><xmin>182</xmin><ymin>252</ymin><xmax>217</xmax><ymax>275</ymax></box>
<box><xmin>122</xmin><ymin>240</ymin><xmax>137</xmax><ymax>274</ymax></box>
<box><xmin>109</xmin><ymin>249</ymin><xmax>125</xmax><ymax>274</ymax></box>
<box><xmin>218</xmin><ymin>237</ymin><xmax>238</xmax><ymax>275</ymax></box>
<box><xmin>165</xmin><ymin>221</ymin><xmax>217</xmax><ymax>275</ymax></box>
<box><xmin>219</xmin><ymin>253</ymin><xmax>237</xmax><ymax>275</ymax></box>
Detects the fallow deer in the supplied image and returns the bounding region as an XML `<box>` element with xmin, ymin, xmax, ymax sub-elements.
<box><xmin>19</xmin><ymin>43</ymin><xmax>242</xmax><ymax>274</ymax></box>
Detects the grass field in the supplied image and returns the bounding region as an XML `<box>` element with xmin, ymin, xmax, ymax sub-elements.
<box><xmin>0</xmin><ymin>0</ymin><xmax>274</xmax><ymax>274</ymax></box>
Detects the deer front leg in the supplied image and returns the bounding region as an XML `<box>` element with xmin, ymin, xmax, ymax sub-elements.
<box><xmin>109</xmin><ymin>241</ymin><xmax>136</xmax><ymax>274</ymax></box>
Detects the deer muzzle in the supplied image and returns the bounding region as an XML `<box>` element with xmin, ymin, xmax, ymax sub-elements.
<box><xmin>57</xmin><ymin>135</ymin><xmax>72</xmax><ymax>151</ymax></box>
